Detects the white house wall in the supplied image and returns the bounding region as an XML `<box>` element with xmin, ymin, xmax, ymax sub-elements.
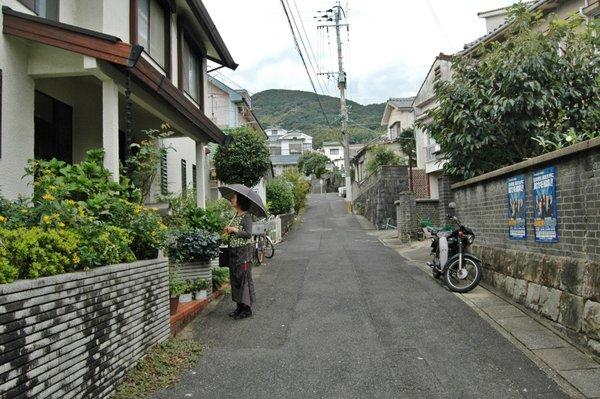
<box><xmin>0</xmin><ymin>1</ymin><xmax>36</xmax><ymax>199</ymax></box>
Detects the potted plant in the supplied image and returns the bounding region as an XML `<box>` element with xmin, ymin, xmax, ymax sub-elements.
<box><xmin>212</xmin><ymin>266</ymin><xmax>230</xmax><ymax>291</ymax></box>
<box><xmin>168</xmin><ymin>228</ymin><xmax>221</xmax><ymax>282</ymax></box>
<box><xmin>193</xmin><ymin>278</ymin><xmax>210</xmax><ymax>301</ymax></box>
<box><xmin>169</xmin><ymin>272</ymin><xmax>185</xmax><ymax>315</ymax></box>
<box><xmin>179</xmin><ymin>279</ymin><xmax>193</xmax><ymax>303</ymax></box>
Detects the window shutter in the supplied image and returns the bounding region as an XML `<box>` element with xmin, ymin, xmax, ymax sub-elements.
<box><xmin>160</xmin><ymin>152</ymin><xmax>168</xmax><ymax>195</ymax></box>
<box><xmin>181</xmin><ymin>159</ymin><xmax>187</xmax><ymax>193</ymax></box>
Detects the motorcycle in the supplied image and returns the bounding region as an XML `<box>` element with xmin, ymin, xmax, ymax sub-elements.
<box><xmin>426</xmin><ymin>202</ymin><xmax>483</xmax><ymax>293</ymax></box>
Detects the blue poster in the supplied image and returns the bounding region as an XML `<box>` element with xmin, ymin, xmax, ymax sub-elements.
<box><xmin>533</xmin><ymin>166</ymin><xmax>558</xmax><ymax>243</ymax></box>
<box><xmin>508</xmin><ymin>175</ymin><xmax>526</xmax><ymax>240</ymax></box>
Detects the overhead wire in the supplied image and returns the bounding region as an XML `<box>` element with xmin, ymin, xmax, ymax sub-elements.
<box><xmin>279</xmin><ymin>0</ymin><xmax>331</xmax><ymax>127</ymax></box>
<box><xmin>290</xmin><ymin>0</ymin><xmax>331</xmax><ymax>96</ymax></box>
<box><xmin>285</xmin><ymin>0</ymin><xmax>329</xmax><ymax>97</ymax></box>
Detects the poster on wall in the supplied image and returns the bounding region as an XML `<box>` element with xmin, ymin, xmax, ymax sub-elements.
<box><xmin>533</xmin><ymin>166</ymin><xmax>558</xmax><ymax>243</ymax></box>
<box><xmin>507</xmin><ymin>175</ymin><xmax>527</xmax><ymax>240</ymax></box>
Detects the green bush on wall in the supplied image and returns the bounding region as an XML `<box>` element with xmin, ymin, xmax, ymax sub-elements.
<box><xmin>266</xmin><ymin>179</ymin><xmax>295</xmax><ymax>216</ymax></box>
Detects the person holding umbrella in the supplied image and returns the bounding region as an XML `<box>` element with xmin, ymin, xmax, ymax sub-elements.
<box><xmin>219</xmin><ymin>184</ymin><xmax>267</xmax><ymax>320</ymax></box>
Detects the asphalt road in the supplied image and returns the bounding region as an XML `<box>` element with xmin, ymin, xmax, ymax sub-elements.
<box><xmin>156</xmin><ymin>193</ymin><xmax>567</xmax><ymax>399</ymax></box>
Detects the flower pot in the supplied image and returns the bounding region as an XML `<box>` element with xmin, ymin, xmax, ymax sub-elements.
<box><xmin>170</xmin><ymin>297</ymin><xmax>179</xmax><ymax>315</ymax></box>
<box><xmin>195</xmin><ymin>290</ymin><xmax>208</xmax><ymax>301</ymax></box>
<box><xmin>179</xmin><ymin>293</ymin><xmax>193</xmax><ymax>303</ymax></box>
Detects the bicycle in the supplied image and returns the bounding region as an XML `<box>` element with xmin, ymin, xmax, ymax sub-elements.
<box><xmin>253</xmin><ymin>218</ymin><xmax>275</xmax><ymax>264</ymax></box>
<box><xmin>378</xmin><ymin>218</ymin><xmax>397</xmax><ymax>230</ymax></box>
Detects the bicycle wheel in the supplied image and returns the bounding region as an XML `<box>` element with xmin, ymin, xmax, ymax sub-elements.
<box><xmin>264</xmin><ymin>236</ymin><xmax>275</xmax><ymax>259</ymax></box>
<box><xmin>255</xmin><ymin>237</ymin><xmax>265</xmax><ymax>264</ymax></box>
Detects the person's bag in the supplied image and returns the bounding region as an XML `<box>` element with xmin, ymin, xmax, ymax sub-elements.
<box><xmin>219</xmin><ymin>246</ymin><xmax>231</xmax><ymax>267</ymax></box>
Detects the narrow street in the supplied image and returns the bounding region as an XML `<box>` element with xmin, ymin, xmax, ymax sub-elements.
<box><xmin>157</xmin><ymin>193</ymin><xmax>567</xmax><ymax>399</ymax></box>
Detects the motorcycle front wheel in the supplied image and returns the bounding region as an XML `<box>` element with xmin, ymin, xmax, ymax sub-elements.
<box><xmin>443</xmin><ymin>257</ymin><xmax>482</xmax><ymax>293</ymax></box>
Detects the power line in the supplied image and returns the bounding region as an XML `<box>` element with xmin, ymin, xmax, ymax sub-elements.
<box><xmin>280</xmin><ymin>0</ymin><xmax>331</xmax><ymax>127</ymax></box>
<box><xmin>290</xmin><ymin>0</ymin><xmax>331</xmax><ymax>96</ymax></box>
<box><xmin>285</xmin><ymin>0</ymin><xmax>329</xmax><ymax>97</ymax></box>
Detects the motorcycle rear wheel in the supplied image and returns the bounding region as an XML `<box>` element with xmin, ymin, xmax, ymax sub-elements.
<box><xmin>443</xmin><ymin>258</ymin><xmax>482</xmax><ymax>293</ymax></box>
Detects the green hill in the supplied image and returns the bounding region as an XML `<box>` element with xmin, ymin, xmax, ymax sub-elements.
<box><xmin>251</xmin><ymin>89</ymin><xmax>386</xmax><ymax>148</ymax></box>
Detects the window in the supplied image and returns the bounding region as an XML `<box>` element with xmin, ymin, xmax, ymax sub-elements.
<box><xmin>132</xmin><ymin>0</ymin><xmax>170</xmax><ymax>70</ymax></box>
<box><xmin>19</xmin><ymin>0</ymin><xmax>59</xmax><ymax>20</ymax></box>
<box><xmin>160</xmin><ymin>152</ymin><xmax>168</xmax><ymax>195</ymax></box>
<box><xmin>181</xmin><ymin>159</ymin><xmax>187</xmax><ymax>193</ymax></box>
<box><xmin>330</xmin><ymin>148</ymin><xmax>340</xmax><ymax>156</ymax></box>
<box><xmin>434</xmin><ymin>66</ymin><xmax>442</xmax><ymax>81</ymax></box>
<box><xmin>182</xmin><ymin>37</ymin><xmax>201</xmax><ymax>103</ymax></box>
<box><xmin>192</xmin><ymin>163</ymin><xmax>197</xmax><ymax>190</ymax></box>
<box><xmin>289</xmin><ymin>143</ymin><xmax>302</xmax><ymax>154</ymax></box>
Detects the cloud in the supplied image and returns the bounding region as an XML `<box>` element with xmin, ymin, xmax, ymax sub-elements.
<box><xmin>204</xmin><ymin>0</ymin><xmax>516</xmax><ymax>105</ymax></box>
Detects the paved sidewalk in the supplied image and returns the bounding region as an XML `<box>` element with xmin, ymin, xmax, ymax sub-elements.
<box><xmin>375</xmin><ymin>226</ymin><xmax>600</xmax><ymax>399</ymax></box>
<box><xmin>156</xmin><ymin>194</ymin><xmax>570</xmax><ymax>399</ymax></box>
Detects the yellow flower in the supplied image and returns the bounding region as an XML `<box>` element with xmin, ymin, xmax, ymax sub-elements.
<box><xmin>58</xmin><ymin>222</ymin><xmax>66</xmax><ymax>228</ymax></box>
<box><xmin>150</xmin><ymin>207</ymin><xmax>159</xmax><ymax>212</ymax></box>
<box><xmin>51</xmin><ymin>213</ymin><xmax>60</xmax><ymax>220</ymax></box>
<box><xmin>42</xmin><ymin>193</ymin><xmax>55</xmax><ymax>201</ymax></box>
<box><xmin>20</xmin><ymin>209</ymin><xmax>28</xmax><ymax>214</ymax></box>
<box><xmin>133</xmin><ymin>205</ymin><xmax>143</xmax><ymax>215</ymax></box>
<box><xmin>42</xmin><ymin>215</ymin><xmax>51</xmax><ymax>224</ymax></box>
<box><xmin>73</xmin><ymin>254</ymin><xmax>81</xmax><ymax>264</ymax></box>
<box><xmin>0</xmin><ymin>216</ymin><xmax>6</xmax><ymax>223</ymax></box>
<box><xmin>67</xmin><ymin>200</ymin><xmax>76</xmax><ymax>206</ymax></box>
<box><xmin>48</xmin><ymin>185</ymin><xmax>57</xmax><ymax>191</ymax></box>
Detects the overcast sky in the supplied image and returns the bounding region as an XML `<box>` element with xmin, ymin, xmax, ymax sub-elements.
<box><xmin>204</xmin><ymin>0</ymin><xmax>516</xmax><ymax>105</ymax></box>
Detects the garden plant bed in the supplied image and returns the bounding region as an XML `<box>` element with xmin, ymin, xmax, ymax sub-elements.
<box><xmin>170</xmin><ymin>283</ymin><xmax>230</xmax><ymax>336</ymax></box>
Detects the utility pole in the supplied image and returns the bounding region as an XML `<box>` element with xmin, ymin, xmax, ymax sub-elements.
<box><xmin>318</xmin><ymin>2</ymin><xmax>352</xmax><ymax>210</ymax></box>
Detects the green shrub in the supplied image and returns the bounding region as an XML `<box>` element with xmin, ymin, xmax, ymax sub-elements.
<box><xmin>266</xmin><ymin>179</ymin><xmax>295</xmax><ymax>215</ymax></box>
<box><xmin>0</xmin><ymin>227</ymin><xmax>78</xmax><ymax>280</ymax></box>
<box><xmin>282</xmin><ymin>171</ymin><xmax>309</xmax><ymax>213</ymax></box>
<box><xmin>167</xmin><ymin>229</ymin><xmax>221</xmax><ymax>263</ymax></box>
<box><xmin>76</xmin><ymin>224</ymin><xmax>135</xmax><ymax>269</ymax></box>
<box><xmin>212</xmin><ymin>267</ymin><xmax>229</xmax><ymax>290</ymax></box>
<box><xmin>166</xmin><ymin>192</ymin><xmax>234</xmax><ymax>235</ymax></box>
<box><xmin>0</xmin><ymin>246</ymin><xmax>18</xmax><ymax>284</ymax></box>
<box><xmin>298</xmin><ymin>152</ymin><xmax>330</xmax><ymax>178</ymax></box>
<box><xmin>366</xmin><ymin>146</ymin><xmax>403</xmax><ymax>175</ymax></box>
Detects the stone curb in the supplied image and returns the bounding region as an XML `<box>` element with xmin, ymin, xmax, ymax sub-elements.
<box><xmin>373</xmin><ymin>230</ymin><xmax>600</xmax><ymax>399</ymax></box>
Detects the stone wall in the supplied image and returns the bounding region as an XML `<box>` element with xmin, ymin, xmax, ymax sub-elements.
<box><xmin>0</xmin><ymin>258</ymin><xmax>170</xmax><ymax>398</ymax></box>
<box><xmin>415</xmin><ymin>199</ymin><xmax>439</xmax><ymax>226</ymax></box>
<box><xmin>354</xmin><ymin>166</ymin><xmax>409</xmax><ymax>228</ymax></box>
<box><xmin>452</xmin><ymin>138</ymin><xmax>600</xmax><ymax>355</ymax></box>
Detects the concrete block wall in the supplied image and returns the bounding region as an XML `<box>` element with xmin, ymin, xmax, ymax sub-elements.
<box><xmin>451</xmin><ymin>138</ymin><xmax>600</xmax><ymax>355</ymax></box>
<box><xmin>354</xmin><ymin>166</ymin><xmax>409</xmax><ymax>228</ymax></box>
<box><xmin>0</xmin><ymin>258</ymin><xmax>170</xmax><ymax>398</ymax></box>
<box><xmin>415</xmin><ymin>199</ymin><xmax>440</xmax><ymax>226</ymax></box>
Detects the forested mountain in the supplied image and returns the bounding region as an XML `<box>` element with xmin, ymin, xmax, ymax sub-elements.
<box><xmin>251</xmin><ymin>89</ymin><xmax>386</xmax><ymax>148</ymax></box>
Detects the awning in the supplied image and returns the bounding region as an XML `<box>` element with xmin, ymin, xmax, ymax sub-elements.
<box><xmin>2</xmin><ymin>6</ymin><xmax>227</xmax><ymax>145</ymax></box>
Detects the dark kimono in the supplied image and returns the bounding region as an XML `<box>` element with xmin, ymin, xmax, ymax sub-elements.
<box><xmin>228</xmin><ymin>212</ymin><xmax>256</xmax><ymax>307</ymax></box>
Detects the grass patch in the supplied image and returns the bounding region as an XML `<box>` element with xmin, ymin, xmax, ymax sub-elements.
<box><xmin>113</xmin><ymin>338</ymin><xmax>203</xmax><ymax>399</ymax></box>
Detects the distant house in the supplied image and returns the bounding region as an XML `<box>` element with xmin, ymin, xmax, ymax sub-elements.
<box><xmin>267</xmin><ymin>128</ymin><xmax>313</xmax><ymax>156</ymax></box>
<box><xmin>381</xmin><ymin>97</ymin><xmax>415</xmax><ymax>141</ymax></box>
<box><xmin>412</xmin><ymin>54</ymin><xmax>453</xmax><ymax>199</ymax></box>
<box><xmin>271</xmin><ymin>154</ymin><xmax>301</xmax><ymax>177</ymax></box>
<box><xmin>0</xmin><ymin>0</ymin><xmax>237</xmax><ymax>208</ymax></box>
<box><xmin>192</xmin><ymin>75</ymin><xmax>268</xmax><ymax>202</ymax></box>
<box><xmin>320</xmin><ymin>141</ymin><xmax>344</xmax><ymax>170</ymax></box>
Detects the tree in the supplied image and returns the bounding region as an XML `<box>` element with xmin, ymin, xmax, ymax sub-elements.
<box><xmin>298</xmin><ymin>152</ymin><xmax>330</xmax><ymax>178</ymax></box>
<box><xmin>397</xmin><ymin>127</ymin><xmax>416</xmax><ymax>166</ymax></box>
<box><xmin>423</xmin><ymin>6</ymin><xmax>600</xmax><ymax>179</ymax></box>
<box><xmin>214</xmin><ymin>126</ymin><xmax>271</xmax><ymax>187</ymax></box>
<box><xmin>282</xmin><ymin>170</ymin><xmax>310</xmax><ymax>213</ymax></box>
<box><xmin>366</xmin><ymin>145</ymin><xmax>402</xmax><ymax>175</ymax></box>
<box><xmin>266</xmin><ymin>179</ymin><xmax>294</xmax><ymax>215</ymax></box>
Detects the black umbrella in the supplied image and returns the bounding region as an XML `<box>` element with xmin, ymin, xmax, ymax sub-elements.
<box><xmin>218</xmin><ymin>184</ymin><xmax>267</xmax><ymax>218</ymax></box>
